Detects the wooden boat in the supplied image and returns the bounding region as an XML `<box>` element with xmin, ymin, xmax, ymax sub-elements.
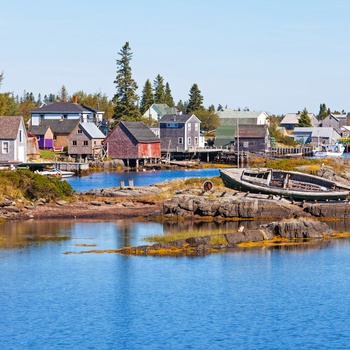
<box><xmin>219</xmin><ymin>168</ymin><xmax>349</xmax><ymax>200</ymax></box>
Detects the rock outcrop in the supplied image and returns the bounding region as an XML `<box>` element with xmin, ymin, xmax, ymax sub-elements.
<box><xmin>115</xmin><ymin>218</ymin><xmax>335</xmax><ymax>256</ymax></box>
<box><xmin>163</xmin><ymin>194</ymin><xmax>307</xmax><ymax>219</ymax></box>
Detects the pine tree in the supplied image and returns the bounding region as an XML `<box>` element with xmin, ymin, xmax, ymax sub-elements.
<box><xmin>296</xmin><ymin>108</ymin><xmax>312</xmax><ymax>127</ymax></box>
<box><xmin>317</xmin><ymin>103</ymin><xmax>328</xmax><ymax>120</ymax></box>
<box><xmin>164</xmin><ymin>82</ymin><xmax>175</xmax><ymax>107</ymax></box>
<box><xmin>57</xmin><ymin>85</ymin><xmax>69</xmax><ymax>102</ymax></box>
<box><xmin>153</xmin><ymin>74</ymin><xmax>166</xmax><ymax>104</ymax></box>
<box><xmin>113</xmin><ymin>42</ymin><xmax>141</xmax><ymax>121</ymax></box>
<box><xmin>187</xmin><ymin>83</ymin><xmax>204</xmax><ymax>113</ymax></box>
<box><xmin>140</xmin><ymin>79</ymin><xmax>154</xmax><ymax>115</ymax></box>
<box><xmin>176</xmin><ymin>100</ymin><xmax>186</xmax><ymax>113</ymax></box>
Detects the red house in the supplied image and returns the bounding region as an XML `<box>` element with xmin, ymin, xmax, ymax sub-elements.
<box><xmin>104</xmin><ymin>121</ymin><xmax>161</xmax><ymax>168</ymax></box>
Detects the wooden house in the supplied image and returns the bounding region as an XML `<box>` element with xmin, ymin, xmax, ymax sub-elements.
<box><xmin>68</xmin><ymin>123</ymin><xmax>105</xmax><ymax>158</ymax></box>
<box><xmin>34</xmin><ymin>119</ymin><xmax>80</xmax><ymax>150</ymax></box>
<box><xmin>0</xmin><ymin>116</ymin><xmax>28</xmax><ymax>163</ymax></box>
<box><xmin>321</xmin><ymin>114</ymin><xmax>348</xmax><ymax>132</ymax></box>
<box><xmin>215</xmin><ymin>124</ymin><xmax>270</xmax><ymax>153</ymax></box>
<box><xmin>142</xmin><ymin>103</ymin><xmax>178</xmax><ymax>121</ymax></box>
<box><xmin>104</xmin><ymin>121</ymin><xmax>161</xmax><ymax>168</ymax></box>
<box><xmin>280</xmin><ymin>112</ymin><xmax>319</xmax><ymax>130</ymax></box>
<box><xmin>28</xmin><ymin>124</ymin><xmax>54</xmax><ymax>149</ymax></box>
<box><xmin>30</xmin><ymin>97</ymin><xmax>104</xmax><ymax>126</ymax></box>
<box><xmin>159</xmin><ymin>113</ymin><xmax>201</xmax><ymax>152</ymax></box>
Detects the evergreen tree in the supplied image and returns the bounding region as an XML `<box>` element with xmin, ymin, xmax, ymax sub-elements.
<box><xmin>113</xmin><ymin>42</ymin><xmax>141</xmax><ymax>121</ymax></box>
<box><xmin>176</xmin><ymin>100</ymin><xmax>186</xmax><ymax>113</ymax></box>
<box><xmin>153</xmin><ymin>74</ymin><xmax>166</xmax><ymax>104</ymax></box>
<box><xmin>140</xmin><ymin>79</ymin><xmax>154</xmax><ymax>115</ymax></box>
<box><xmin>296</xmin><ymin>108</ymin><xmax>312</xmax><ymax>127</ymax></box>
<box><xmin>57</xmin><ymin>85</ymin><xmax>69</xmax><ymax>102</ymax></box>
<box><xmin>317</xmin><ymin>103</ymin><xmax>329</xmax><ymax>120</ymax></box>
<box><xmin>217</xmin><ymin>104</ymin><xmax>224</xmax><ymax>112</ymax></box>
<box><xmin>164</xmin><ymin>82</ymin><xmax>175</xmax><ymax>107</ymax></box>
<box><xmin>208</xmin><ymin>105</ymin><xmax>215</xmax><ymax>112</ymax></box>
<box><xmin>186</xmin><ymin>83</ymin><xmax>204</xmax><ymax>113</ymax></box>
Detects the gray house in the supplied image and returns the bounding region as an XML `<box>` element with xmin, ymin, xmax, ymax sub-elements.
<box><xmin>321</xmin><ymin>114</ymin><xmax>348</xmax><ymax>132</ymax></box>
<box><xmin>159</xmin><ymin>114</ymin><xmax>201</xmax><ymax>152</ymax></box>
<box><xmin>215</xmin><ymin>124</ymin><xmax>270</xmax><ymax>152</ymax></box>
<box><xmin>293</xmin><ymin>127</ymin><xmax>341</xmax><ymax>145</ymax></box>
<box><xmin>280</xmin><ymin>112</ymin><xmax>319</xmax><ymax>130</ymax></box>
<box><xmin>0</xmin><ymin>116</ymin><xmax>28</xmax><ymax>163</ymax></box>
<box><xmin>68</xmin><ymin>122</ymin><xmax>105</xmax><ymax>158</ymax></box>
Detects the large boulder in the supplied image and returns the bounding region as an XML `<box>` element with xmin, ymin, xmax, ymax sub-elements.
<box><xmin>260</xmin><ymin>219</ymin><xmax>333</xmax><ymax>239</ymax></box>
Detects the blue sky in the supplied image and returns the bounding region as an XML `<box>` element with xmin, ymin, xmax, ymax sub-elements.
<box><xmin>1</xmin><ymin>0</ymin><xmax>349</xmax><ymax>115</ymax></box>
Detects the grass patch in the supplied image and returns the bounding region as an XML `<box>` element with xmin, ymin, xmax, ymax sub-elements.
<box><xmin>145</xmin><ymin>227</ymin><xmax>229</xmax><ymax>243</ymax></box>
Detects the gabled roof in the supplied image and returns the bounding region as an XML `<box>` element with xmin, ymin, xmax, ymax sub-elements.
<box><xmin>152</xmin><ymin>104</ymin><xmax>178</xmax><ymax>116</ymax></box>
<box><xmin>328</xmin><ymin>114</ymin><xmax>347</xmax><ymax>121</ymax></box>
<box><xmin>294</xmin><ymin>127</ymin><xmax>340</xmax><ymax>139</ymax></box>
<box><xmin>119</xmin><ymin>121</ymin><xmax>159</xmax><ymax>142</ymax></box>
<box><xmin>30</xmin><ymin>102</ymin><xmax>94</xmax><ymax>114</ymax></box>
<box><xmin>0</xmin><ymin>116</ymin><xmax>23</xmax><ymax>139</ymax></box>
<box><xmin>280</xmin><ymin>113</ymin><xmax>318</xmax><ymax>126</ymax></box>
<box><xmin>80</xmin><ymin>123</ymin><xmax>105</xmax><ymax>139</ymax></box>
<box><xmin>218</xmin><ymin>109</ymin><xmax>268</xmax><ymax>119</ymax></box>
<box><xmin>28</xmin><ymin>124</ymin><xmax>52</xmax><ymax>135</ymax></box>
<box><xmin>159</xmin><ymin>113</ymin><xmax>200</xmax><ymax>123</ymax></box>
<box><xmin>39</xmin><ymin>119</ymin><xmax>80</xmax><ymax>134</ymax></box>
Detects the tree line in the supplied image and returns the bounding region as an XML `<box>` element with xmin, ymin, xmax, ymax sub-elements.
<box><xmin>0</xmin><ymin>42</ymin><xmax>347</xmax><ymax>132</ymax></box>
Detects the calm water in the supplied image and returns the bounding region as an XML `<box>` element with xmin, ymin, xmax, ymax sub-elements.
<box><xmin>1</xmin><ymin>219</ymin><xmax>350</xmax><ymax>349</ymax></box>
<box><xmin>65</xmin><ymin>168</ymin><xmax>220</xmax><ymax>192</ymax></box>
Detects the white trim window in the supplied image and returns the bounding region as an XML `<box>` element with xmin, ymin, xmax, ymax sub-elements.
<box><xmin>195</xmin><ymin>137</ymin><xmax>198</xmax><ymax>145</ymax></box>
<box><xmin>188</xmin><ymin>123</ymin><xmax>191</xmax><ymax>131</ymax></box>
<box><xmin>188</xmin><ymin>137</ymin><xmax>191</xmax><ymax>145</ymax></box>
<box><xmin>178</xmin><ymin>137</ymin><xmax>183</xmax><ymax>144</ymax></box>
<box><xmin>2</xmin><ymin>141</ymin><xmax>9</xmax><ymax>154</ymax></box>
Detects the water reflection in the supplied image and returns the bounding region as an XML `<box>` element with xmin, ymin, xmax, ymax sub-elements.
<box><xmin>0</xmin><ymin>220</ymin><xmax>73</xmax><ymax>249</ymax></box>
<box><xmin>1</xmin><ymin>219</ymin><xmax>350</xmax><ymax>252</ymax></box>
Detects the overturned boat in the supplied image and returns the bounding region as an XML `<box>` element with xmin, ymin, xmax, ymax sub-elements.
<box><xmin>219</xmin><ymin>168</ymin><xmax>349</xmax><ymax>201</ymax></box>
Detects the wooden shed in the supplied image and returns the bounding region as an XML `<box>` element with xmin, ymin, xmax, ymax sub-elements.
<box><xmin>104</xmin><ymin>121</ymin><xmax>161</xmax><ymax>168</ymax></box>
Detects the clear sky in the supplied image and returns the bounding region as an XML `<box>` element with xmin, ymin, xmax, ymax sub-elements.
<box><xmin>1</xmin><ymin>0</ymin><xmax>349</xmax><ymax>115</ymax></box>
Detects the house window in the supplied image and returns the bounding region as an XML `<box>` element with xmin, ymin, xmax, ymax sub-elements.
<box><xmin>195</xmin><ymin>123</ymin><xmax>198</xmax><ymax>131</ymax></box>
<box><xmin>195</xmin><ymin>137</ymin><xmax>198</xmax><ymax>145</ymax></box>
<box><xmin>2</xmin><ymin>141</ymin><xmax>9</xmax><ymax>154</ymax></box>
<box><xmin>166</xmin><ymin>123</ymin><xmax>178</xmax><ymax>128</ymax></box>
<box><xmin>243</xmin><ymin>142</ymin><xmax>249</xmax><ymax>148</ymax></box>
<box><xmin>188</xmin><ymin>124</ymin><xmax>191</xmax><ymax>131</ymax></box>
<box><xmin>188</xmin><ymin>137</ymin><xmax>191</xmax><ymax>145</ymax></box>
<box><xmin>72</xmin><ymin>141</ymin><xmax>77</xmax><ymax>146</ymax></box>
<box><xmin>83</xmin><ymin>141</ymin><xmax>88</xmax><ymax>146</ymax></box>
<box><xmin>77</xmin><ymin>130</ymin><xmax>82</xmax><ymax>134</ymax></box>
<box><xmin>178</xmin><ymin>137</ymin><xmax>183</xmax><ymax>144</ymax></box>
<box><xmin>19</xmin><ymin>130</ymin><xmax>22</xmax><ymax>143</ymax></box>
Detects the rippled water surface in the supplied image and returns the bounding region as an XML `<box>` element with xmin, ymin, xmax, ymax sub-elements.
<box><xmin>1</xmin><ymin>220</ymin><xmax>350</xmax><ymax>349</ymax></box>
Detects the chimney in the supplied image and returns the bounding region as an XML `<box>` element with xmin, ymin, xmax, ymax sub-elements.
<box><xmin>73</xmin><ymin>95</ymin><xmax>78</xmax><ymax>104</ymax></box>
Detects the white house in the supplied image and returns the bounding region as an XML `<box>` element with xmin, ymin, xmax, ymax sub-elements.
<box><xmin>217</xmin><ymin>109</ymin><xmax>269</xmax><ymax>126</ymax></box>
<box><xmin>30</xmin><ymin>97</ymin><xmax>104</xmax><ymax>127</ymax></box>
<box><xmin>0</xmin><ymin>116</ymin><xmax>28</xmax><ymax>163</ymax></box>
<box><xmin>142</xmin><ymin>104</ymin><xmax>178</xmax><ymax>121</ymax></box>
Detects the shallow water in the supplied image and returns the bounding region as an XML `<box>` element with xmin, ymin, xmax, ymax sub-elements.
<box><xmin>1</xmin><ymin>219</ymin><xmax>350</xmax><ymax>349</ymax></box>
<box><xmin>65</xmin><ymin>168</ymin><xmax>221</xmax><ymax>192</ymax></box>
